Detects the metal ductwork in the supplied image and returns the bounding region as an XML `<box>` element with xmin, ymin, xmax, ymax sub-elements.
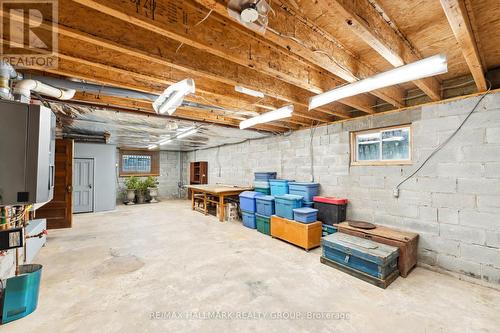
<box><xmin>26</xmin><ymin>74</ymin><xmax>158</xmax><ymax>101</ymax></box>
<box><xmin>0</xmin><ymin>61</ymin><xmax>20</xmax><ymax>100</ymax></box>
<box><xmin>27</xmin><ymin>75</ymin><xmax>258</xmax><ymax>118</ymax></box>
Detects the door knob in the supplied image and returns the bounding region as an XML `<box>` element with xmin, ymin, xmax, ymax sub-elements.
<box><xmin>88</xmin><ymin>184</ymin><xmax>93</xmax><ymax>189</ymax></box>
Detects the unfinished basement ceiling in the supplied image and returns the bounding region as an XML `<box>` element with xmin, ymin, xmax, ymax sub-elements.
<box><xmin>51</xmin><ymin>103</ymin><xmax>268</xmax><ymax>151</ymax></box>
<box><xmin>5</xmin><ymin>0</ymin><xmax>500</xmax><ymax>132</ymax></box>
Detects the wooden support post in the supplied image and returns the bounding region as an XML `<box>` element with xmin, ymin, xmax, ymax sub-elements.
<box><xmin>219</xmin><ymin>195</ymin><xmax>225</xmax><ymax>222</ymax></box>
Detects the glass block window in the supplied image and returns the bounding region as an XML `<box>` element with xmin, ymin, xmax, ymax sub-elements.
<box><xmin>122</xmin><ymin>155</ymin><xmax>152</xmax><ymax>173</ymax></box>
<box><xmin>119</xmin><ymin>150</ymin><xmax>159</xmax><ymax>176</ymax></box>
<box><xmin>352</xmin><ymin>125</ymin><xmax>411</xmax><ymax>165</ymax></box>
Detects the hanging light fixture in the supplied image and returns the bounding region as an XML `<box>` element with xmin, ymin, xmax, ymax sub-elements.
<box><xmin>239</xmin><ymin>105</ymin><xmax>294</xmax><ymax>129</ymax></box>
<box><xmin>153</xmin><ymin>78</ymin><xmax>196</xmax><ymax>115</ymax></box>
<box><xmin>309</xmin><ymin>54</ymin><xmax>448</xmax><ymax>110</ymax></box>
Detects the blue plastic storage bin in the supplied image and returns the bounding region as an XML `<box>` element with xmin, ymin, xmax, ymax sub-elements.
<box><xmin>293</xmin><ymin>207</ymin><xmax>319</xmax><ymax>224</ymax></box>
<box><xmin>239</xmin><ymin>191</ymin><xmax>264</xmax><ymax>213</ymax></box>
<box><xmin>289</xmin><ymin>182</ymin><xmax>320</xmax><ymax>202</ymax></box>
<box><xmin>254</xmin><ymin>172</ymin><xmax>277</xmax><ymax>181</ymax></box>
<box><xmin>242</xmin><ymin>211</ymin><xmax>257</xmax><ymax>229</ymax></box>
<box><xmin>269</xmin><ymin>179</ymin><xmax>291</xmax><ymax>196</ymax></box>
<box><xmin>254</xmin><ymin>180</ymin><xmax>270</xmax><ymax>189</ymax></box>
<box><xmin>303</xmin><ymin>201</ymin><xmax>314</xmax><ymax>208</ymax></box>
<box><xmin>256</xmin><ymin>195</ymin><xmax>275</xmax><ymax>217</ymax></box>
<box><xmin>275</xmin><ymin>194</ymin><xmax>303</xmax><ymax>220</ymax></box>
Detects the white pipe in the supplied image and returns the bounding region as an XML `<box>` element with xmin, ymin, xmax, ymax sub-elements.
<box><xmin>13</xmin><ymin>79</ymin><xmax>76</xmax><ymax>100</ymax></box>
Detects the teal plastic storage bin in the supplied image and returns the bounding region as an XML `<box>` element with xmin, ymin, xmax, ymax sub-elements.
<box><xmin>256</xmin><ymin>195</ymin><xmax>275</xmax><ymax>217</ymax></box>
<box><xmin>256</xmin><ymin>213</ymin><xmax>271</xmax><ymax>235</ymax></box>
<box><xmin>275</xmin><ymin>194</ymin><xmax>303</xmax><ymax>220</ymax></box>
<box><xmin>322</xmin><ymin>224</ymin><xmax>337</xmax><ymax>237</ymax></box>
<box><xmin>242</xmin><ymin>211</ymin><xmax>257</xmax><ymax>229</ymax></box>
<box><xmin>269</xmin><ymin>179</ymin><xmax>291</xmax><ymax>196</ymax></box>
<box><xmin>1</xmin><ymin>264</ymin><xmax>43</xmax><ymax>324</ymax></box>
<box><xmin>289</xmin><ymin>182</ymin><xmax>320</xmax><ymax>202</ymax></box>
<box><xmin>254</xmin><ymin>188</ymin><xmax>271</xmax><ymax>195</ymax></box>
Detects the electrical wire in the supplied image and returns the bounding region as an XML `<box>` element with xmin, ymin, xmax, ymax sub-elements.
<box><xmin>176</xmin><ymin>9</ymin><xmax>214</xmax><ymax>53</ymax></box>
<box><xmin>394</xmin><ymin>82</ymin><xmax>492</xmax><ymax>196</ymax></box>
<box><xmin>309</xmin><ymin>121</ymin><xmax>320</xmax><ymax>182</ymax></box>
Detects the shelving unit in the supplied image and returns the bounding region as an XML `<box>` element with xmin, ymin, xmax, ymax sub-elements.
<box><xmin>189</xmin><ymin>161</ymin><xmax>208</xmax><ymax>199</ymax></box>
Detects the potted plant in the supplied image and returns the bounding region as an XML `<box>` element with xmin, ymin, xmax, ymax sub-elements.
<box><xmin>124</xmin><ymin>176</ymin><xmax>139</xmax><ymax>205</ymax></box>
<box><xmin>145</xmin><ymin>176</ymin><xmax>159</xmax><ymax>203</ymax></box>
<box><xmin>136</xmin><ymin>178</ymin><xmax>148</xmax><ymax>204</ymax></box>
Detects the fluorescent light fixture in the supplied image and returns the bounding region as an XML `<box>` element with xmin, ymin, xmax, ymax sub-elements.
<box><xmin>309</xmin><ymin>54</ymin><xmax>448</xmax><ymax>110</ymax></box>
<box><xmin>176</xmin><ymin>128</ymin><xmax>198</xmax><ymax>139</ymax></box>
<box><xmin>153</xmin><ymin>78</ymin><xmax>196</xmax><ymax>115</ymax></box>
<box><xmin>239</xmin><ymin>105</ymin><xmax>294</xmax><ymax>129</ymax></box>
<box><xmin>148</xmin><ymin>136</ymin><xmax>173</xmax><ymax>149</ymax></box>
<box><xmin>235</xmin><ymin>85</ymin><xmax>265</xmax><ymax>98</ymax></box>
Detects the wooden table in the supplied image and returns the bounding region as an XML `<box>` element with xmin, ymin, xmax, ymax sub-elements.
<box><xmin>187</xmin><ymin>185</ymin><xmax>252</xmax><ymax>222</ymax></box>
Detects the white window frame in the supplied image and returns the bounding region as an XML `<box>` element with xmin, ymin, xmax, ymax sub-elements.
<box><xmin>350</xmin><ymin>124</ymin><xmax>413</xmax><ymax>166</ymax></box>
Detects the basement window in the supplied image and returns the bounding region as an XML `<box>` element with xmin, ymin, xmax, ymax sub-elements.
<box><xmin>351</xmin><ymin>125</ymin><xmax>412</xmax><ymax>165</ymax></box>
<box><xmin>119</xmin><ymin>149</ymin><xmax>160</xmax><ymax>177</ymax></box>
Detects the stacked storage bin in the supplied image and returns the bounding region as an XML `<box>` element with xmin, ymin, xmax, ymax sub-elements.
<box><xmin>292</xmin><ymin>207</ymin><xmax>319</xmax><ymax>224</ymax></box>
<box><xmin>289</xmin><ymin>182</ymin><xmax>320</xmax><ymax>207</ymax></box>
<box><xmin>239</xmin><ymin>191</ymin><xmax>264</xmax><ymax>229</ymax></box>
<box><xmin>255</xmin><ymin>195</ymin><xmax>275</xmax><ymax>235</ymax></box>
<box><xmin>313</xmin><ymin>197</ymin><xmax>348</xmax><ymax>226</ymax></box>
<box><xmin>254</xmin><ymin>181</ymin><xmax>271</xmax><ymax>195</ymax></box>
<box><xmin>275</xmin><ymin>194</ymin><xmax>303</xmax><ymax>220</ymax></box>
<box><xmin>269</xmin><ymin>179</ymin><xmax>291</xmax><ymax>196</ymax></box>
<box><xmin>253</xmin><ymin>172</ymin><xmax>277</xmax><ymax>195</ymax></box>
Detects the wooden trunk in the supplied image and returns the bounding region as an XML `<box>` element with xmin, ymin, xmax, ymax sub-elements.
<box><xmin>337</xmin><ymin>222</ymin><xmax>419</xmax><ymax>278</ymax></box>
<box><xmin>270</xmin><ymin>215</ymin><xmax>322</xmax><ymax>251</ymax></box>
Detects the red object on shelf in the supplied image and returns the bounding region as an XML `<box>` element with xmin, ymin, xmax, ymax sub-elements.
<box><xmin>313</xmin><ymin>196</ymin><xmax>348</xmax><ymax>205</ymax></box>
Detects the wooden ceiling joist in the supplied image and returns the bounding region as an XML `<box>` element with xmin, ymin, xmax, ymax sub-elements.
<box><xmin>1</xmin><ymin>5</ymin><xmax>349</xmax><ymax>122</ymax></box>
<box><xmin>69</xmin><ymin>0</ymin><xmax>359</xmax><ymax>116</ymax></box>
<box><xmin>440</xmin><ymin>0</ymin><xmax>488</xmax><ymax>91</ymax></box>
<box><xmin>326</xmin><ymin>0</ymin><xmax>442</xmax><ymax>101</ymax></box>
<box><xmin>193</xmin><ymin>0</ymin><xmax>404</xmax><ymax>109</ymax></box>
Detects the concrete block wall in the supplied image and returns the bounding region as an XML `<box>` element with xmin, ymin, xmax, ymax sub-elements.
<box><xmin>117</xmin><ymin>150</ymin><xmax>189</xmax><ymax>201</ymax></box>
<box><xmin>187</xmin><ymin>92</ymin><xmax>500</xmax><ymax>285</ymax></box>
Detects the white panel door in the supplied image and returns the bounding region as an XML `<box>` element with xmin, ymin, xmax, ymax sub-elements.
<box><xmin>73</xmin><ymin>158</ymin><xmax>94</xmax><ymax>213</ymax></box>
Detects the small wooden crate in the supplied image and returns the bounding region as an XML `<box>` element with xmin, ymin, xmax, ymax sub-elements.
<box><xmin>270</xmin><ymin>215</ymin><xmax>322</xmax><ymax>251</ymax></box>
<box><xmin>337</xmin><ymin>222</ymin><xmax>419</xmax><ymax>277</ymax></box>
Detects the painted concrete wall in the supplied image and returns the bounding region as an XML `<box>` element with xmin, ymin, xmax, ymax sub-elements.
<box><xmin>75</xmin><ymin>143</ymin><xmax>117</xmax><ymax>212</ymax></box>
<box><xmin>116</xmin><ymin>150</ymin><xmax>189</xmax><ymax>201</ymax></box>
<box><xmin>187</xmin><ymin>92</ymin><xmax>500</xmax><ymax>285</ymax></box>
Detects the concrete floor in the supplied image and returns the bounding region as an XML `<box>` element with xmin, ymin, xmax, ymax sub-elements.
<box><xmin>5</xmin><ymin>200</ymin><xmax>500</xmax><ymax>332</ymax></box>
